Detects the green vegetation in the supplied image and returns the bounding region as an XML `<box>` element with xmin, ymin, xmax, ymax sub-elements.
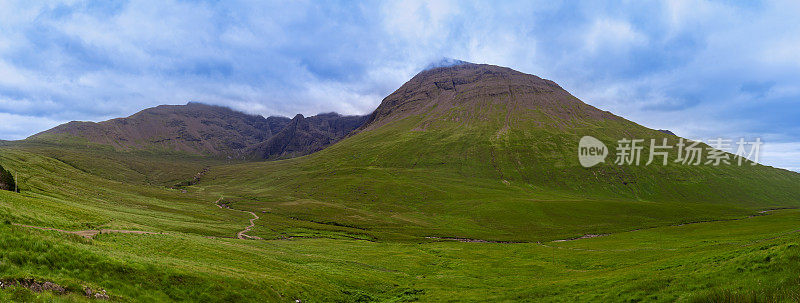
<box><xmin>198</xmin><ymin>107</ymin><xmax>800</xmax><ymax>243</ymax></box>
<box><xmin>10</xmin><ymin>135</ymin><xmax>234</xmax><ymax>186</ymax></box>
<box><xmin>0</xmin><ymin>163</ymin><xmax>16</xmax><ymax>192</ymax></box>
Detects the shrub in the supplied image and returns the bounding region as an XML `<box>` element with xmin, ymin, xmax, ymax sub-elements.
<box><xmin>0</xmin><ymin>164</ymin><xmax>17</xmax><ymax>192</ymax></box>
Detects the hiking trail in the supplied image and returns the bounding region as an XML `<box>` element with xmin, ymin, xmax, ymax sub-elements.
<box><xmin>215</xmin><ymin>197</ymin><xmax>261</xmax><ymax>240</ymax></box>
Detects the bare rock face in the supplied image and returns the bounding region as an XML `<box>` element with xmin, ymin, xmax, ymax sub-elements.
<box><xmin>31</xmin><ymin>102</ymin><xmax>367</xmax><ymax>160</ymax></box>
<box><xmin>248</xmin><ymin>113</ymin><xmax>368</xmax><ymax>160</ymax></box>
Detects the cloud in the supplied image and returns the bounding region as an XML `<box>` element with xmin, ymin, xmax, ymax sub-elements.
<box><xmin>761</xmin><ymin>142</ymin><xmax>800</xmax><ymax>172</ymax></box>
<box><xmin>0</xmin><ymin>0</ymin><xmax>799</xmax><ymax>170</ymax></box>
<box><xmin>583</xmin><ymin>18</ymin><xmax>647</xmax><ymax>53</ymax></box>
<box><xmin>0</xmin><ymin>112</ymin><xmax>65</xmax><ymax>140</ymax></box>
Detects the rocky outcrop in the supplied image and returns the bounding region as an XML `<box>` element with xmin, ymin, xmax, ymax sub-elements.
<box><xmin>248</xmin><ymin>113</ymin><xmax>368</xmax><ymax>160</ymax></box>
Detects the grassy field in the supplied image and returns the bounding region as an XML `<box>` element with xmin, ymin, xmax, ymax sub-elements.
<box><xmin>0</xmin><ymin>137</ymin><xmax>799</xmax><ymax>302</ymax></box>
<box><xmin>2</xmin><ymin>180</ymin><xmax>800</xmax><ymax>302</ymax></box>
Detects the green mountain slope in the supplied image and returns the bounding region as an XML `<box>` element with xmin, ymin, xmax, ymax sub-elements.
<box><xmin>199</xmin><ymin>62</ymin><xmax>800</xmax><ymax>242</ymax></box>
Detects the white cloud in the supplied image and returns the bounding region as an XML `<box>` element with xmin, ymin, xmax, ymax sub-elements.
<box><xmin>583</xmin><ymin>18</ymin><xmax>647</xmax><ymax>53</ymax></box>
<box><xmin>382</xmin><ymin>0</ymin><xmax>459</xmax><ymax>43</ymax></box>
<box><xmin>0</xmin><ymin>112</ymin><xmax>65</xmax><ymax>140</ymax></box>
<box><xmin>0</xmin><ymin>60</ymin><xmax>30</xmax><ymax>88</ymax></box>
<box><xmin>761</xmin><ymin>142</ymin><xmax>800</xmax><ymax>172</ymax></box>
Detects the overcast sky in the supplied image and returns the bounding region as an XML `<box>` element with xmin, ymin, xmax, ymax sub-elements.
<box><xmin>0</xmin><ymin>0</ymin><xmax>799</xmax><ymax>171</ymax></box>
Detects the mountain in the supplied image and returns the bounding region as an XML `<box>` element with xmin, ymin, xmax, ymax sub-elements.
<box><xmin>349</xmin><ymin>62</ymin><xmax>799</xmax><ymax>204</ymax></box>
<box><xmin>33</xmin><ymin>102</ymin><xmax>286</xmax><ymax>157</ymax></box>
<box><xmin>356</xmin><ymin>61</ymin><xmax>618</xmax><ymax>132</ymax></box>
<box><xmin>423</xmin><ymin>57</ymin><xmax>469</xmax><ymax>70</ymax></box>
<box><xmin>248</xmin><ymin>113</ymin><xmax>368</xmax><ymax>160</ymax></box>
<box><xmin>202</xmin><ymin>61</ymin><xmax>800</xmax><ymax>243</ymax></box>
<box><xmin>31</xmin><ymin>102</ymin><xmax>367</xmax><ymax>159</ymax></box>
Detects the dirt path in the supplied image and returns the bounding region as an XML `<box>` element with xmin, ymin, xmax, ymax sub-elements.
<box><xmin>12</xmin><ymin>223</ymin><xmax>159</xmax><ymax>239</ymax></box>
<box><xmin>215</xmin><ymin>197</ymin><xmax>262</xmax><ymax>240</ymax></box>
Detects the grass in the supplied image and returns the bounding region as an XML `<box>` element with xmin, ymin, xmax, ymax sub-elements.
<box><xmin>6</xmin><ymin>136</ymin><xmax>231</xmax><ymax>186</ymax></box>
<box><xmin>2</xmin><ymin>200</ymin><xmax>800</xmax><ymax>301</ymax></box>
<box><xmin>0</xmin><ymin>148</ymin><xmax>246</xmax><ymax>236</ymax></box>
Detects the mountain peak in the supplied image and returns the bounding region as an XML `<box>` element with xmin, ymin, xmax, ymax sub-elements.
<box><xmin>358</xmin><ymin>62</ymin><xmax>614</xmax><ymax>132</ymax></box>
<box><xmin>423</xmin><ymin>57</ymin><xmax>470</xmax><ymax>71</ymax></box>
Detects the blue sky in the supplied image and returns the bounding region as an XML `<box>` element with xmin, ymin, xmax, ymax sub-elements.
<box><xmin>0</xmin><ymin>0</ymin><xmax>799</xmax><ymax>171</ymax></box>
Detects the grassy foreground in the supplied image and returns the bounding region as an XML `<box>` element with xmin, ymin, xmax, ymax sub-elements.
<box><xmin>0</xmin><ymin>145</ymin><xmax>799</xmax><ymax>302</ymax></box>
<box><xmin>2</xmin><ymin>197</ymin><xmax>800</xmax><ymax>302</ymax></box>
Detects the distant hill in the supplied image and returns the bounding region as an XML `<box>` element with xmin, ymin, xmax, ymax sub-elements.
<box><xmin>31</xmin><ymin>102</ymin><xmax>367</xmax><ymax>159</ymax></box>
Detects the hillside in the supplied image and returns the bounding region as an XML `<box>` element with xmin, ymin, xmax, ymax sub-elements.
<box><xmin>31</xmin><ymin>102</ymin><xmax>367</xmax><ymax>159</ymax></box>
<box><xmin>199</xmin><ymin>62</ymin><xmax>800</xmax><ymax>242</ymax></box>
